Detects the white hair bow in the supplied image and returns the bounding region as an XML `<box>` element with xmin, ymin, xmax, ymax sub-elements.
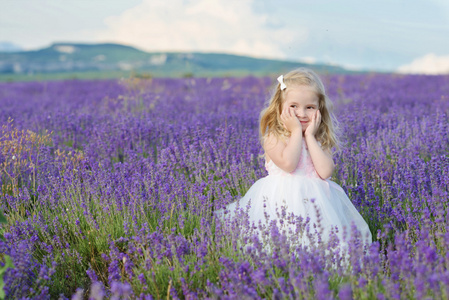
<box><xmin>277</xmin><ymin>75</ymin><xmax>287</xmax><ymax>90</ymax></box>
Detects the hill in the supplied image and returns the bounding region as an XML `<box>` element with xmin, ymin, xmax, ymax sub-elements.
<box><xmin>0</xmin><ymin>42</ymin><xmax>358</xmax><ymax>81</ymax></box>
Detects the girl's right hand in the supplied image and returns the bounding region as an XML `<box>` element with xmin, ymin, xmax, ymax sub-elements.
<box><xmin>281</xmin><ymin>107</ymin><xmax>301</xmax><ymax>134</ymax></box>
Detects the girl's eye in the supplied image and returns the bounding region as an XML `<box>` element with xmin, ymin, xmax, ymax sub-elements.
<box><xmin>290</xmin><ymin>105</ymin><xmax>297</xmax><ymax>108</ymax></box>
<box><xmin>307</xmin><ymin>106</ymin><xmax>316</xmax><ymax>109</ymax></box>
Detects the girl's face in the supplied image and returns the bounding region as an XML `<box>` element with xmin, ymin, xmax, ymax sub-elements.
<box><xmin>282</xmin><ymin>85</ymin><xmax>320</xmax><ymax>132</ymax></box>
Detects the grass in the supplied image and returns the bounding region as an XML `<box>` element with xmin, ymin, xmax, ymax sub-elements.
<box><xmin>0</xmin><ymin>69</ymin><xmax>290</xmax><ymax>82</ymax></box>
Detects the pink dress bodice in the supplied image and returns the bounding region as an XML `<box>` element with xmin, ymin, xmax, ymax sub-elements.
<box><xmin>265</xmin><ymin>140</ymin><xmax>320</xmax><ymax>178</ymax></box>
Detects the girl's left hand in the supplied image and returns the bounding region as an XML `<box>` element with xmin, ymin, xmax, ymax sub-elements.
<box><xmin>304</xmin><ymin>110</ymin><xmax>321</xmax><ymax>138</ymax></box>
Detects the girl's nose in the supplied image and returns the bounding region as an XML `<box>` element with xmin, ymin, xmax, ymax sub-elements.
<box><xmin>296</xmin><ymin>109</ymin><xmax>306</xmax><ymax>117</ymax></box>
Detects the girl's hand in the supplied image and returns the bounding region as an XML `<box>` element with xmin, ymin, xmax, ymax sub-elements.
<box><xmin>304</xmin><ymin>110</ymin><xmax>321</xmax><ymax>138</ymax></box>
<box><xmin>281</xmin><ymin>107</ymin><xmax>301</xmax><ymax>134</ymax></box>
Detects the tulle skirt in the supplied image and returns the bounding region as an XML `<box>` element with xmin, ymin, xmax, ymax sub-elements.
<box><xmin>215</xmin><ymin>174</ymin><xmax>372</xmax><ymax>250</ymax></box>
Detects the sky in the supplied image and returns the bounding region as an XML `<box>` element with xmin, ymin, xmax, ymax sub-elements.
<box><xmin>1</xmin><ymin>0</ymin><xmax>449</xmax><ymax>74</ymax></box>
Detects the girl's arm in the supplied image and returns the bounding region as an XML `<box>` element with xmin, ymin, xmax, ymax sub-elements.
<box><xmin>304</xmin><ymin>110</ymin><xmax>335</xmax><ymax>179</ymax></box>
<box><xmin>305</xmin><ymin>135</ymin><xmax>334</xmax><ymax>179</ymax></box>
<box><xmin>264</xmin><ymin>107</ymin><xmax>303</xmax><ymax>173</ymax></box>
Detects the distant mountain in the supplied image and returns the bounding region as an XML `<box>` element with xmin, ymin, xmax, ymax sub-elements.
<box><xmin>0</xmin><ymin>42</ymin><xmax>355</xmax><ymax>78</ymax></box>
<box><xmin>0</xmin><ymin>41</ymin><xmax>23</xmax><ymax>52</ymax></box>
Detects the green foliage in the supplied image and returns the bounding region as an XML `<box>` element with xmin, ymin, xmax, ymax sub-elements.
<box><xmin>0</xmin><ymin>255</ymin><xmax>14</xmax><ymax>300</ymax></box>
<box><xmin>0</xmin><ymin>210</ymin><xmax>14</xmax><ymax>300</ymax></box>
<box><xmin>183</xmin><ymin>72</ymin><xmax>194</xmax><ymax>78</ymax></box>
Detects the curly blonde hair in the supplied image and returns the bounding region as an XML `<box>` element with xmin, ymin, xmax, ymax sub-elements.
<box><xmin>260</xmin><ymin>68</ymin><xmax>340</xmax><ymax>151</ymax></box>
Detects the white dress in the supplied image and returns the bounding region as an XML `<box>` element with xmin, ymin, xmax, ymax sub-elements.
<box><xmin>215</xmin><ymin>138</ymin><xmax>372</xmax><ymax>249</ymax></box>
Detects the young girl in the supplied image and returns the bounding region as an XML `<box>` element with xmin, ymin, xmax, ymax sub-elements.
<box><xmin>217</xmin><ymin>68</ymin><xmax>372</xmax><ymax>248</ymax></box>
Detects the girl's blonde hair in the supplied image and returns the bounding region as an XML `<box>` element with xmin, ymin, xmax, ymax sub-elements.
<box><xmin>260</xmin><ymin>67</ymin><xmax>340</xmax><ymax>151</ymax></box>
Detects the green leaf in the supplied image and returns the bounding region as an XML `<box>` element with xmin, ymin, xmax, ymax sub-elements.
<box><xmin>0</xmin><ymin>255</ymin><xmax>14</xmax><ymax>300</ymax></box>
<box><xmin>0</xmin><ymin>210</ymin><xmax>6</xmax><ymax>241</ymax></box>
<box><xmin>0</xmin><ymin>281</ymin><xmax>4</xmax><ymax>299</ymax></box>
<box><xmin>0</xmin><ymin>212</ymin><xmax>6</xmax><ymax>224</ymax></box>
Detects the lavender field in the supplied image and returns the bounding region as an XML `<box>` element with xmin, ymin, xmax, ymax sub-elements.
<box><xmin>0</xmin><ymin>73</ymin><xmax>449</xmax><ymax>299</ymax></box>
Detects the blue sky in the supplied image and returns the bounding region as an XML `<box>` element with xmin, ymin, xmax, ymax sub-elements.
<box><xmin>1</xmin><ymin>0</ymin><xmax>449</xmax><ymax>73</ymax></box>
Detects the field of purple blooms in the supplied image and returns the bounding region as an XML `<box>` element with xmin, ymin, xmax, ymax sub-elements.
<box><xmin>0</xmin><ymin>73</ymin><xmax>448</xmax><ymax>299</ymax></box>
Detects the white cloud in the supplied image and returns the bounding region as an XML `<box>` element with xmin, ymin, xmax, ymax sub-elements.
<box><xmin>94</xmin><ymin>0</ymin><xmax>307</xmax><ymax>59</ymax></box>
<box><xmin>300</xmin><ymin>56</ymin><xmax>316</xmax><ymax>64</ymax></box>
<box><xmin>397</xmin><ymin>53</ymin><xmax>449</xmax><ymax>74</ymax></box>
